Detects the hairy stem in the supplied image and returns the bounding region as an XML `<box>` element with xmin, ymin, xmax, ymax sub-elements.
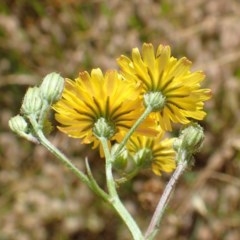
<box><xmin>145</xmin><ymin>151</ymin><xmax>188</xmax><ymax>240</ymax></box>
<box><xmin>100</xmin><ymin>137</ymin><xmax>144</xmax><ymax>240</ymax></box>
<box><xmin>114</xmin><ymin>106</ymin><xmax>153</xmax><ymax>157</ymax></box>
<box><xmin>28</xmin><ymin>115</ymin><xmax>109</xmax><ymax>202</ymax></box>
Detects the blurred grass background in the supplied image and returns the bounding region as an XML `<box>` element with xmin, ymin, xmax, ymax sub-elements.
<box><xmin>1</xmin><ymin>0</ymin><xmax>240</xmax><ymax>239</ymax></box>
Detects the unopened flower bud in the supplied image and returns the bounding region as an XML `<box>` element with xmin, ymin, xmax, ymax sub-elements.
<box><xmin>111</xmin><ymin>144</ymin><xmax>128</xmax><ymax>171</ymax></box>
<box><xmin>21</xmin><ymin>87</ymin><xmax>43</xmax><ymax>116</ymax></box>
<box><xmin>9</xmin><ymin>115</ymin><xmax>39</xmax><ymax>143</ymax></box>
<box><xmin>179</xmin><ymin>123</ymin><xmax>204</xmax><ymax>154</ymax></box>
<box><xmin>40</xmin><ymin>72</ymin><xmax>65</xmax><ymax>104</ymax></box>
<box><xmin>143</xmin><ymin>91</ymin><xmax>166</xmax><ymax>111</ymax></box>
<box><xmin>93</xmin><ymin>117</ymin><xmax>115</xmax><ymax>139</ymax></box>
<box><xmin>9</xmin><ymin>115</ymin><xmax>28</xmax><ymax>134</ymax></box>
<box><xmin>173</xmin><ymin>138</ymin><xmax>182</xmax><ymax>152</ymax></box>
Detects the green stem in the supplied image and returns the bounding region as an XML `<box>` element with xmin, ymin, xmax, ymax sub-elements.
<box><xmin>100</xmin><ymin>137</ymin><xmax>144</xmax><ymax>240</ymax></box>
<box><xmin>28</xmin><ymin>115</ymin><xmax>109</xmax><ymax>202</ymax></box>
<box><xmin>114</xmin><ymin>106</ymin><xmax>153</xmax><ymax>157</ymax></box>
<box><xmin>144</xmin><ymin>151</ymin><xmax>188</xmax><ymax>240</ymax></box>
<box><xmin>85</xmin><ymin>157</ymin><xmax>109</xmax><ymax>201</ymax></box>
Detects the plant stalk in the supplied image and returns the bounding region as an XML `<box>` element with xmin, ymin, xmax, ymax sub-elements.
<box><xmin>100</xmin><ymin>137</ymin><xmax>144</xmax><ymax>240</ymax></box>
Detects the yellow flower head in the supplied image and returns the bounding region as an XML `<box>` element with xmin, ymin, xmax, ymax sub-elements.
<box><xmin>53</xmin><ymin>68</ymin><xmax>156</xmax><ymax>155</ymax></box>
<box><xmin>126</xmin><ymin>133</ymin><xmax>176</xmax><ymax>176</ymax></box>
<box><xmin>117</xmin><ymin>43</ymin><xmax>212</xmax><ymax>131</ymax></box>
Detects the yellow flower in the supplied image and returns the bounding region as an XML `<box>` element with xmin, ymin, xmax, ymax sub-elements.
<box><xmin>126</xmin><ymin>133</ymin><xmax>176</xmax><ymax>176</ymax></box>
<box><xmin>53</xmin><ymin>68</ymin><xmax>157</xmax><ymax>155</ymax></box>
<box><xmin>117</xmin><ymin>43</ymin><xmax>212</xmax><ymax>131</ymax></box>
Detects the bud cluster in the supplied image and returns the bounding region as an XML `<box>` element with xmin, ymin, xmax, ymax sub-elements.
<box><xmin>9</xmin><ymin>72</ymin><xmax>65</xmax><ymax>140</ymax></box>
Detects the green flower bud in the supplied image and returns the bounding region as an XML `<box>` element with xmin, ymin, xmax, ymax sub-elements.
<box><xmin>21</xmin><ymin>87</ymin><xmax>43</xmax><ymax>116</ymax></box>
<box><xmin>93</xmin><ymin>117</ymin><xmax>115</xmax><ymax>139</ymax></box>
<box><xmin>173</xmin><ymin>138</ymin><xmax>182</xmax><ymax>152</ymax></box>
<box><xmin>133</xmin><ymin>148</ymin><xmax>153</xmax><ymax>168</ymax></box>
<box><xmin>8</xmin><ymin>115</ymin><xmax>28</xmax><ymax>134</ymax></box>
<box><xmin>111</xmin><ymin>144</ymin><xmax>128</xmax><ymax>171</ymax></box>
<box><xmin>40</xmin><ymin>72</ymin><xmax>65</xmax><ymax>104</ymax></box>
<box><xmin>179</xmin><ymin>123</ymin><xmax>204</xmax><ymax>154</ymax></box>
<box><xmin>9</xmin><ymin>115</ymin><xmax>39</xmax><ymax>143</ymax></box>
<box><xmin>143</xmin><ymin>91</ymin><xmax>166</xmax><ymax>111</ymax></box>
